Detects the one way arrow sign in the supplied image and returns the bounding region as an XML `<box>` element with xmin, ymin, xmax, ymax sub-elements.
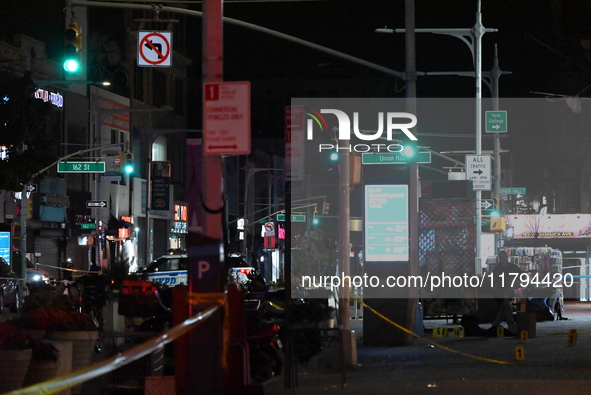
<box><xmin>87</xmin><ymin>200</ymin><xmax>108</xmax><ymax>208</ymax></box>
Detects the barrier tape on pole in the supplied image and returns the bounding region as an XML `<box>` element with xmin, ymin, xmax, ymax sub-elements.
<box><xmin>36</xmin><ymin>263</ymin><xmax>99</xmax><ymax>275</ymax></box>
<box><xmin>188</xmin><ymin>291</ymin><xmax>226</xmax><ymax>305</ymax></box>
<box><xmin>7</xmin><ymin>304</ymin><xmax>221</xmax><ymax>395</ymax></box>
<box><xmin>352</xmin><ymin>296</ymin><xmax>516</xmax><ymax>366</ymax></box>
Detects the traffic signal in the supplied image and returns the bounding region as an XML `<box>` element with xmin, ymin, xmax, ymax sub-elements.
<box><xmin>490</xmin><ymin>217</ymin><xmax>507</xmax><ymax>233</ymax></box>
<box><xmin>122</xmin><ymin>152</ymin><xmax>134</xmax><ymax>174</ymax></box>
<box><xmin>312</xmin><ymin>209</ymin><xmax>319</xmax><ymax>225</ymax></box>
<box><xmin>482</xmin><ymin>197</ymin><xmax>501</xmax><ymax>218</ymax></box>
<box><xmin>63</xmin><ymin>22</ymin><xmax>82</xmax><ymax>74</ymax></box>
<box><xmin>401</xmin><ymin>140</ymin><xmax>417</xmax><ymax>163</ymax></box>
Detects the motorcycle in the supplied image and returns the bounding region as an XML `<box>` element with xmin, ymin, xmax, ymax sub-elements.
<box><xmin>247</xmin><ymin>319</ymin><xmax>284</xmax><ymax>383</ymax></box>
<box><xmin>244</xmin><ymin>292</ymin><xmax>285</xmax><ymax>383</ymax></box>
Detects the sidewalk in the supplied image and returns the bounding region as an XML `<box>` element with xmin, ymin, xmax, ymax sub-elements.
<box><xmin>264</xmin><ymin>302</ymin><xmax>591</xmax><ymax>394</ymax></box>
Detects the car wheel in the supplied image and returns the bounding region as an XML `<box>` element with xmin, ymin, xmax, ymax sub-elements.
<box><xmin>9</xmin><ymin>290</ymin><xmax>20</xmax><ymax>313</ymax></box>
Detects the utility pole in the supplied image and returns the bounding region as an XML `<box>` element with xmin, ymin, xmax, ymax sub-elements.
<box><xmin>405</xmin><ymin>0</ymin><xmax>419</xmax><ymax>346</ymax></box>
<box><xmin>489</xmin><ymin>44</ymin><xmax>511</xmax><ymax>253</ymax></box>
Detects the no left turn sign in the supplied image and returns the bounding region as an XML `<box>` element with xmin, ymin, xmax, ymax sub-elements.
<box><xmin>138</xmin><ymin>31</ymin><xmax>172</xmax><ymax>67</ymax></box>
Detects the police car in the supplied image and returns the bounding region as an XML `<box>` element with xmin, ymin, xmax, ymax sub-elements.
<box><xmin>140</xmin><ymin>251</ymin><xmax>188</xmax><ymax>287</ymax></box>
<box><xmin>140</xmin><ymin>251</ymin><xmax>253</xmax><ymax>287</ymax></box>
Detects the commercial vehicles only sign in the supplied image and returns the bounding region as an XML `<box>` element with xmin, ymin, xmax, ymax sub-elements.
<box><xmin>203</xmin><ymin>81</ymin><xmax>251</xmax><ymax>155</ymax></box>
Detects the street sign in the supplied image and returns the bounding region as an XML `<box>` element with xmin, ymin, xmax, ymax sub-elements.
<box><xmin>480</xmin><ymin>199</ymin><xmax>495</xmax><ymax>210</ymax></box>
<box><xmin>203</xmin><ymin>81</ymin><xmax>251</xmax><ymax>155</ymax></box>
<box><xmin>264</xmin><ymin>222</ymin><xmax>275</xmax><ymax>237</ymax></box>
<box><xmin>465</xmin><ymin>155</ymin><xmax>492</xmax><ymax>191</ymax></box>
<box><xmin>86</xmin><ymin>200</ymin><xmax>108</xmax><ymax>208</ymax></box>
<box><xmin>485</xmin><ymin>111</ymin><xmax>507</xmax><ymax>133</ymax></box>
<box><xmin>277</xmin><ymin>214</ymin><xmax>306</xmax><ymax>222</ymax></box>
<box><xmin>361</xmin><ymin>151</ymin><xmax>432</xmax><ymax>165</ymax></box>
<box><xmin>501</xmin><ymin>187</ymin><xmax>527</xmax><ymax>195</ymax></box>
<box><xmin>25</xmin><ymin>184</ymin><xmax>37</xmax><ymax>193</ymax></box>
<box><xmin>138</xmin><ymin>31</ymin><xmax>172</xmax><ymax>67</ymax></box>
<box><xmin>58</xmin><ymin>162</ymin><xmax>105</xmax><ymax>173</ymax></box>
<box><xmin>81</xmin><ymin>223</ymin><xmax>96</xmax><ymax>229</ymax></box>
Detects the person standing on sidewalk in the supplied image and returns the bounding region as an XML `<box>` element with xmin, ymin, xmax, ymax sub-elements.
<box><xmin>490</xmin><ymin>250</ymin><xmax>523</xmax><ymax>335</ymax></box>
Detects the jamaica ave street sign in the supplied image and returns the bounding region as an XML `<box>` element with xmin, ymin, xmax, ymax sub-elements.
<box><xmin>86</xmin><ymin>200</ymin><xmax>108</xmax><ymax>208</ymax></box>
<box><xmin>465</xmin><ymin>154</ymin><xmax>492</xmax><ymax>191</ymax></box>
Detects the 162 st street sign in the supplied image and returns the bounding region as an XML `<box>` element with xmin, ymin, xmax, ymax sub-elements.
<box><xmin>57</xmin><ymin>162</ymin><xmax>105</xmax><ymax>173</ymax></box>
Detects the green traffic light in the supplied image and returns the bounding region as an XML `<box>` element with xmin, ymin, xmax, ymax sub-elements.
<box><xmin>63</xmin><ymin>59</ymin><xmax>80</xmax><ymax>73</ymax></box>
<box><xmin>124</xmin><ymin>163</ymin><xmax>134</xmax><ymax>174</ymax></box>
<box><xmin>402</xmin><ymin>144</ymin><xmax>416</xmax><ymax>158</ymax></box>
<box><xmin>330</xmin><ymin>152</ymin><xmax>339</xmax><ymax>161</ymax></box>
<box><xmin>312</xmin><ymin>217</ymin><xmax>319</xmax><ymax>225</ymax></box>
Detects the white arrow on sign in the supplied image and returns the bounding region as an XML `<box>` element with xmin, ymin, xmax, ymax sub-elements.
<box><xmin>87</xmin><ymin>200</ymin><xmax>108</xmax><ymax>208</ymax></box>
<box><xmin>481</xmin><ymin>200</ymin><xmax>493</xmax><ymax>209</ymax></box>
<box><xmin>25</xmin><ymin>184</ymin><xmax>37</xmax><ymax>193</ymax></box>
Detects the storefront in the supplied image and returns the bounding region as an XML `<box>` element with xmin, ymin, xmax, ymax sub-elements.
<box><xmin>503</xmin><ymin>214</ymin><xmax>591</xmax><ymax>301</ymax></box>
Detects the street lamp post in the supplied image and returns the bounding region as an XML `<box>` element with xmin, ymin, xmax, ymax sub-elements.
<box><xmin>378</xmin><ymin>0</ymin><xmax>497</xmax><ymax>275</ymax></box>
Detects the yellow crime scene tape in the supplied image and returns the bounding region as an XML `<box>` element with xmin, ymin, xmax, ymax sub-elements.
<box><xmin>352</xmin><ymin>296</ymin><xmax>516</xmax><ymax>366</ymax></box>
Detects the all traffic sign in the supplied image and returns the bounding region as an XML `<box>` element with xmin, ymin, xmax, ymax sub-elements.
<box><xmin>86</xmin><ymin>200</ymin><xmax>108</xmax><ymax>208</ymax></box>
<box><xmin>485</xmin><ymin>111</ymin><xmax>507</xmax><ymax>133</ymax></box>
<box><xmin>138</xmin><ymin>31</ymin><xmax>172</xmax><ymax>67</ymax></box>
<box><xmin>203</xmin><ymin>81</ymin><xmax>251</xmax><ymax>155</ymax></box>
<box><xmin>465</xmin><ymin>155</ymin><xmax>492</xmax><ymax>191</ymax></box>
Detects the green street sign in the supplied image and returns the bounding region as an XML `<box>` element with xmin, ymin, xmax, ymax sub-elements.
<box><xmin>277</xmin><ymin>214</ymin><xmax>306</xmax><ymax>222</ymax></box>
<box><xmin>501</xmin><ymin>187</ymin><xmax>526</xmax><ymax>195</ymax></box>
<box><xmin>361</xmin><ymin>151</ymin><xmax>431</xmax><ymax>165</ymax></box>
<box><xmin>57</xmin><ymin>162</ymin><xmax>105</xmax><ymax>173</ymax></box>
<box><xmin>81</xmin><ymin>223</ymin><xmax>96</xmax><ymax>229</ymax></box>
<box><xmin>485</xmin><ymin>111</ymin><xmax>507</xmax><ymax>133</ymax></box>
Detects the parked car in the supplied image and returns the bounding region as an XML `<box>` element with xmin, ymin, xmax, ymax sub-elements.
<box><xmin>139</xmin><ymin>251</ymin><xmax>188</xmax><ymax>287</ymax></box>
<box><xmin>138</xmin><ymin>251</ymin><xmax>255</xmax><ymax>288</ymax></box>
<box><xmin>12</xmin><ymin>251</ymin><xmax>51</xmax><ymax>292</ymax></box>
<box><xmin>0</xmin><ymin>257</ymin><xmax>21</xmax><ymax>313</ymax></box>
